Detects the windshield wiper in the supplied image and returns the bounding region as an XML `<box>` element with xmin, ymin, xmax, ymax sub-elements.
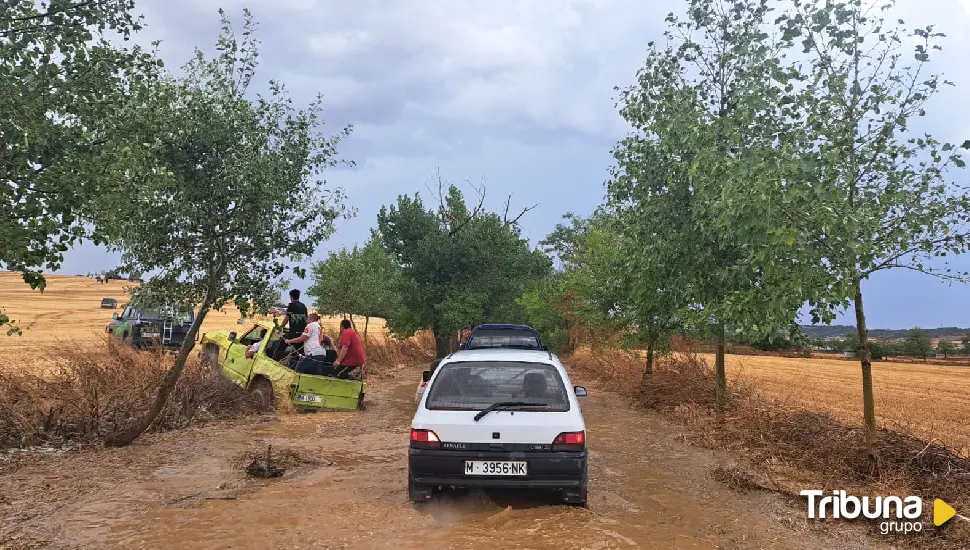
<box><xmin>473</xmin><ymin>401</ymin><xmax>547</xmax><ymax>421</ymax></box>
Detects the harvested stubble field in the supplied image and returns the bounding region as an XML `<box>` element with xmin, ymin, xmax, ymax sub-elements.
<box><xmin>703</xmin><ymin>353</ymin><xmax>970</xmax><ymax>455</ymax></box>
<box><xmin>0</xmin><ymin>272</ymin><xmax>391</xmax><ymax>375</ymax></box>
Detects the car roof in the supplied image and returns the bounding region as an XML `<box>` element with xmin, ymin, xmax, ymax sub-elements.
<box><xmin>473</xmin><ymin>324</ymin><xmax>537</xmax><ymax>331</ymax></box>
<box><xmin>442</xmin><ymin>348</ymin><xmax>557</xmax><ymax>365</ymax></box>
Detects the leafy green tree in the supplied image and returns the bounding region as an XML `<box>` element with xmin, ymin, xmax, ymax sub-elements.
<box><xmin>0</xmin><ymin>0</ymin><xmax>157</xmax><ymax>333</ymax></box>
<box><xmin>961</xmin><ymin>331</ymin><xmax>970</xmax><ymax>357</ymax></box>
<box><xmin>93</xmin><ymin>10</ymin><xmax>351</xmax><ymax>445</ymax></box>
<box><xmin>375</xmin><ymin>180</ymin><xmax>548</xmax><ymax>357</ymax></box>
<box><xmin>867</xmin><ymin>340</ymin><xmax>887</xmax><ymax>361</ymax></box>
<box><xmin>309</xmin><ymin>239</ymin><xmax>402</xmax><ymax>345</ymax></box>
<box><xmin>609</xmin><ymin>0</ymin><xmax>803</xmax><ymax>406</ymax></box>
<box><xmin>564</xmin><ymin>213</ymin><xmax>678</xmax><ymax>375</ymax></box>
<box><xmin>504</xmin><ymin>274</ymin><xmax>571</xmax><ymax>355</ymax></box>
<box><xmin>844</xmin><ymin>331</ymin><xmax>860</xmax><ymax>354</ymax></box>
<box><xmin>541</xmin><ymin>212</ymin><xmax>591</xmax><ymax>271</ymax></box>
<box><xmin>905</xmin><ymin>328</ymin><xmax>932</xmax><ymax>363</ymax></box>
<box><xmin>936</xmin><ymin>340</ymin><xmax>956</xmax><ymax>360</ymax></box>
<box><xmin>762</xmin><ymin>0</ymin><xmax>970</xmax><ymax>450</ymax></box>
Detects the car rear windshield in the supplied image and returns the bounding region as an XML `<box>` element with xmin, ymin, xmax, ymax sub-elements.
<box><xmin>466</xmin><ymin>329</ymin><xmax>541</xmax><ymax>349</ymax></box>
<box><xmin>425</xmin><ymin>361</ymin><xmax>569</xmax><ymax>411</ymax></box>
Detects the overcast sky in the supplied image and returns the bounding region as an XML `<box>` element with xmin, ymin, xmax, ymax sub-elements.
<box><xmin>59</xmin><ymin>0</ymin><xmax>970</xmax><ymax>329</ymax></box>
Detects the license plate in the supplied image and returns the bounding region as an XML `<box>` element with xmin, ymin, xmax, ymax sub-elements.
<box><xmin>143</xmin><ymin>332</ymin><xmax>160</xmax><ymax>338</ymax></box>
<box><xmin>296</xmin><ymin>394</ymin><xmax>322</xmax><ymax>403</ymax></box>
<box><xmin>464</xmin><ymin>461</ymin><xmax>527</xmax><ymax>476</ymax></box>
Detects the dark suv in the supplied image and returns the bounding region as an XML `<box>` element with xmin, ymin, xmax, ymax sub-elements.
<box><xmin>461</xmin><ymin>324</ymin><xmax>547</xmax><ymax>351</ymax></box>
<box><xmin>106</xmin><ymin>304</ymin><xmax>195</xmax><ymax>350</ymax></box>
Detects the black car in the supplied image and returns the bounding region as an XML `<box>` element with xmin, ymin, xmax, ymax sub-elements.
<box><xmin>461</xmin><ymin>324</ymin><xmax>548</xmax><ymax>351</ymax></box>
<box><xmin>100</xmin><ymin>298</ymin><xmax>118</xmax><ymax>309</ymax></box>
<box><xmin>106</xmin><ymin>304</ymin><xmax>195</xmax><ymax>350</ymax></box>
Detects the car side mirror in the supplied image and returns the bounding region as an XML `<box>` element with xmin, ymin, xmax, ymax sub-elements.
<box><xmin>421</xmin><ymin>370</ymin><xmax>431</xmax><ymax>383</ymax></box>
<box><xmin>574</xmin><ymin>386</ymin><xmax>588</xmax><ymax>398</ymax></box>
<box><xmin>459</xmin><ymin>343</ymin><xmax>467</xmax><ymax>350</ymax></box>
<box><xmin>542</xmin><ymin>345</ymin><xmax>549</xmax><ymax>351</ymax></box>
<box><xmin>112</xmin><ymin>312</ymin><xmax>119</xmax><ymax>320</ymax></box>
<box><xmin>228</xmin><ymin>331</ymin><xmax>237</xmax><ymax>341</ymax></box>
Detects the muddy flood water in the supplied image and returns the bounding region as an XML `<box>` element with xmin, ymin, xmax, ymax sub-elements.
<box><xmin>1</xmin><ymin>364</ymin><xmax>874</xmax><ymax>549</ymax></box>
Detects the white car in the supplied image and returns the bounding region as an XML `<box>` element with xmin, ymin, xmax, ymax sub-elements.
<box><xmin>408</xmin><ymin>348</ymin><xmax>589</xmax><ymax>506</ymax></box>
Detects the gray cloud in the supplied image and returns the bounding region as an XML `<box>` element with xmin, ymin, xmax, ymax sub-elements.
<box><xmin>56</xmin><ymin>0</ymin><xmax>970</xmax><ymax>327</ymax></box>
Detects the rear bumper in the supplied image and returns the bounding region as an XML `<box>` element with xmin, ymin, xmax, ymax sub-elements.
<box><xmin>408</xmin><ymin>447</ymin><xmax>587</xmax><ymax>489</ymax></box>
<box><xmin>130</xmin><ymin>337</ymin><xmax>185</xmax><ymax>350</ymax></box>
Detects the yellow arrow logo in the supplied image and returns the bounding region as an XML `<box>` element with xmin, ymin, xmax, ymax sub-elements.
<box><xmin>934</xmin><ymin>499</ymin><xmax>957</xmax><ymax>527</ymax></box>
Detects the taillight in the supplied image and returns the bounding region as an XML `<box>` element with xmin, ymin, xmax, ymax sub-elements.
<box><xmin>552</xmin><ymin>431</ymin><xmax>586</xmax><ymax>452</ymax></box>
<box><xmin>409</xmin><ymin>429</ymin><xmax>440</xmax><ymax>449</ymax></box>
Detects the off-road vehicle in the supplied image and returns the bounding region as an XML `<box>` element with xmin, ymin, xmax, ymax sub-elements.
<box><xmin>106</xmin><ymin>303</ymin><xmax>195</xmax><ymax>351</ymax></box>
<box><xmin>198</xmin><ymin>321</ymin><xmax>365</xmax><ymax>412</ymax></box>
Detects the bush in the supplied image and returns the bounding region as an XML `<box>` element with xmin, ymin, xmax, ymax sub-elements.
<box><xmin>364</xmin><ymin>331</ymin><xmax>435</xmax><ymax>374</ymax></box>
<box><xmin>0</xmin><ymin>339</ymin><xmax>261</xmax><ymax>448</ymax></box>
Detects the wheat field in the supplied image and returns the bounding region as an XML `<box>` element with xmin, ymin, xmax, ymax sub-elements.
<box><xmin>0</xmin><ymin>272</ymin><xmax>389</xmax><ymax>372</ymax></box>
<box><xmin>711</xmin><ymin>353</ymin><xmax>970</xmax><ymax>452</ymax></box>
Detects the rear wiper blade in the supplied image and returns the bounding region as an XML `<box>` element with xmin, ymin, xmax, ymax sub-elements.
<box><xmin>473</xmin><ymin>401</ymin><xmax>547</xmax><ymax>422</ymax></box>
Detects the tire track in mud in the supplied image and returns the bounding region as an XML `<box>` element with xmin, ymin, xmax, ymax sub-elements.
<box><xmin>1</xmin><ymin>366</ymin><xmax>873</xmax><ymax>549</ymax></box>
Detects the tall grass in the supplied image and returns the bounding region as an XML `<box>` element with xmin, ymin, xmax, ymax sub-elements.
<box><xmin>0</xmin><ymin>339</ymin><xmax>260</xmax><ymax>449</ymax></box>
<box><xmin>564</xmin><ymin>345</ymin><xmax>970</xmax><ymax>548</ymax></box>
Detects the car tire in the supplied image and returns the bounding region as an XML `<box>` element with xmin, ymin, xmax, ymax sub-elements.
<box><xmin>249</xmin><ymin>377</ymin><xmax>275</xmax><ymax>412</ymax></box>
<box><xmin>408</xmin><ymin>471</ymin><xmax>432</xmax><ymax>504</ymax></box>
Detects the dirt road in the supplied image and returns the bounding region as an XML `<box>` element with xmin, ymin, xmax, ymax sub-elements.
<box><xmin>1</xmin><ymin>364</ymin><xmax>867</xmax><ymax>549</ymax></box>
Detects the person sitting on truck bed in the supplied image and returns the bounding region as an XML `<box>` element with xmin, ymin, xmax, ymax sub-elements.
<box><xmin>288</xmin><ymin>313</ymin><xmax>327</xmax><ymax>374</ymax></box>
<box><xmin>320</xmin><ymin>335</ymin><xmax>338</xmax><ymax>365</ymax></box>
<box><xmin>331</xmin><ymin>319</ymin><xmax>365</xmax><ymax>379</ymax></box>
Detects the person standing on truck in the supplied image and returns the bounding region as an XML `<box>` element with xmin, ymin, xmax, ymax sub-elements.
<box><xmin>333</xmin><ymin>318</ymin><xmax>366</xmax><ymax>379</ymax></box>
<box><xmin>277</xmin><ymin>289</ymin><xmax>308</xmax><ymax>357</ymax></box>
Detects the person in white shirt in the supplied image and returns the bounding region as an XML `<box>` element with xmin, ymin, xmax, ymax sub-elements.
<box><xmin>245</xmin><ymin>328</ymin><xmax>267</xmax><ymax>359</ymax></box>
<box><xmin>289</xmin><ymin>313</ymin><xmax>327</xmax><ymax>373</ymax></box>
<box><xmin>245</xmin><ymin>341</ymin><xmax>262</xmax><ymax>359</ymax></box>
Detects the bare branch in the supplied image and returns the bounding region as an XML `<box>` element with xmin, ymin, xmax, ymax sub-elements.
<box><xmin>504</xmin><ymin>202</ymin><xmax>539</xmax><ymax>227</ymax></box>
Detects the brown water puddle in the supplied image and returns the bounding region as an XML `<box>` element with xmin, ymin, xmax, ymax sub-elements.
<box><xmin>1</xmin><ymin>368</ymin><xmax>872</xmax><ymax>549</ymax></box>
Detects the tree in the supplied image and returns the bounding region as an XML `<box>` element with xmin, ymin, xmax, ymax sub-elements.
<box><xmin>309</xmin><ymin>239</ymin><xmax>402</xmax><ymax>346</ymax></box>
<box><xmin>0</xmin><ymin>0</ymin><xmax>157</xmax><ymax>333</ymax></box>
<box><xmin>503</xmin><ymin>274</ymin><xmax>571</xmax><ymax>355</ymax></box>
<box><xmin>905</xmin><ymin>328</ymin><xmax>932</xmax><ymax>362</ymax></box>
<box><xmin>845</xmin><ymin>331</ymin><xmax>860</xmax><ymax>353</ymax></box>
<box><xmin>545</xmin><ymin>212</ymin><xmax>679</xmax><ymax>375</ymax></box>
<box><xmin>375</xmin><ymin>178</ymin><xmax>548</xmax><ymax>357</ymax></box>
<box><xmin>609</xmin><ymin>0</ymin><xmax>804</xmax><ymax>407</ymax></box>
<box><xmin>765</xmin><ymin>0</ymin><xmax>970</xmax><ymax>451</ymax></box>
<box><xmin>93</xmin><ymin>10</ymin><xmax>351</xmax><ymax>445</ymax></box>
<box><xmin>936</xmin><ymin>340</ymin><xmax>956</xmax><ymax>360</ymax></box>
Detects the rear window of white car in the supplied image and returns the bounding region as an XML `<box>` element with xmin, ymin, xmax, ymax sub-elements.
<box><xmin>466</xmin><ymin>329</ymin><xmax>541</xmax><ymax>350</ymax></box>
<box><xmin>425</xmin><ymin>361</ymin><xmax>570</xmax><ymax>411</ymax></box>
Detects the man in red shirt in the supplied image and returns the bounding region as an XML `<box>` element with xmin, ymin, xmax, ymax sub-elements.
<box><xmin>334</xmin><ymin>319</ymin><xmax>366</xmax><ymax>379</ymax></box>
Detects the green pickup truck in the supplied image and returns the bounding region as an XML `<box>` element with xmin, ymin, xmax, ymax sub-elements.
<box><xmin>198</xmin><ymin>320</ymin><xmax>365</xmax><ymax>411</ymax></box>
